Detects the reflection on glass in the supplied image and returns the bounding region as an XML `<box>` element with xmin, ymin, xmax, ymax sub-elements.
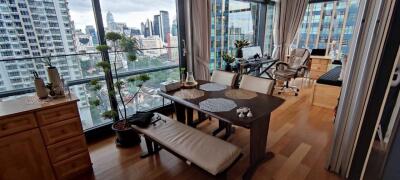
<box><xmin>292</xmin><ymin>0</ymin><xmax>359</xmax><ymax>57</ymax></box>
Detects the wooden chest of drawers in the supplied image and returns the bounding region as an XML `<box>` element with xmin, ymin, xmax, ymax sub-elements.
<box><xmin>0</xmin><ymin>95</ymin><xmax>92</xmax><ymax>180</ymax></box>
<box><xmin>309</xmin><ymin>56</ymin><xmax>332</xmax><ymax>79</ymax></box>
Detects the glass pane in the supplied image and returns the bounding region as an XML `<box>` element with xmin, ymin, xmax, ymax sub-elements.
<box><xmin>264</xmin><ymin>3</ymin><xmax>275</xmax><ymax>57</ymax></box>
<box><xmin>210</xmin><ymin>0</ymin><xmax>259</xmax><ymax>70</ymax></box>
<box><xmin>0</xmin><ymin>0</ymin><xmax>179</xmax><ymax>130</ymax></box>
<box><xmin>292</xmin><ymin>0</ymin><xmax>360</xmax><ymax>58</ymax></box>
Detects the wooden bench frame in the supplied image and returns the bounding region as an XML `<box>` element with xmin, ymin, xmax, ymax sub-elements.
<box><xmin>133</xmin><ymin>129</ymin><xmax>242</xmax><ymax>179</ymax></box>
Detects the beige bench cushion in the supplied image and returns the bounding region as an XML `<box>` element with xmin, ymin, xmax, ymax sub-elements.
<box><xmin>132</xmin><ymin>113</ymin><xmax>241</xmax><ymax>175</ymax></box>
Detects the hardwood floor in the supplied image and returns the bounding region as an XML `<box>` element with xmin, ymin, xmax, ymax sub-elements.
<box><xmin>87</xmin><ymin>79</ymin><xmax>343</xmax><ymax>180</ymax></box>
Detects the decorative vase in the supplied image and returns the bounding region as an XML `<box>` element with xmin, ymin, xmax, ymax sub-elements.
<box><xmin>47</xmin><ymin>67</ymin><xmax>64</xmax><ymax>96</ymax></box>
<box><xmin>34</xmin><ymin>78</ymin><xmax>48</xmax><ymax>99</ymax></box>
<box><xmin>236</xmin><ymin>48</ymin><xmax>243</xmax><ymax>58</ymax></box>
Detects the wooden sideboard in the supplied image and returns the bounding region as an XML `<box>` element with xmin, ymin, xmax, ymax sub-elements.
<box><xmin>0</xmin><ymin>95</ymin><xmax>92</xmax><ymax>180</ymax></box>
<box><xmin>309</xmin><ymin>56</ymin><xmax>332</xmax><ymax>79</ymax></box>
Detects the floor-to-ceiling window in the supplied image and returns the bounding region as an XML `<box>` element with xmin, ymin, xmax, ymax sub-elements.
<box><xmin>0</xmin><ymin>0</ymin><xmax>180</xmax><ymax>131</ymax></box>
<box><xmin>210</xmin><ymin>0</ymin><xmax>259</xmax><ymax>70</ymax></box>
<box><xmin>292</xmin><ymin>0</ymin><xmax>359</xmax><ymax>58</ymax></box>
<box><xmin>264</xmin><ymin>2</ymin><xmax>275</xmax><ymax>57</ymax></box>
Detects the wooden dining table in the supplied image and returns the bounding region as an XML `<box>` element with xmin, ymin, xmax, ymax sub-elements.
<box><xmin>158</xmin><ymin>80</ymin><xmax>284</xmax><ymax>179</ymax></box>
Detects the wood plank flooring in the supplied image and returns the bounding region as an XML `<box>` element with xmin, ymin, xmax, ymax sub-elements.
<box><xmin>87</xmin><ymin>79</ymin><xmax>343</xmax><ymax>180</ymax></box>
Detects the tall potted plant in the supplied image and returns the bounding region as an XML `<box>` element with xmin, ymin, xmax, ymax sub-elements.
<box><xmin>234</xmin><ymin>40</ymin><xmax>250</xmax><ymax>58</ymax></box>
<box><xmin>91</xmin><ymin>32</ymin><xmax>150</xmax><ymax>147</ymax></box>
<box><xmin>222</xmin><ymin>52</ymin><xmax>235</xmax><ymax>71</ymax></box>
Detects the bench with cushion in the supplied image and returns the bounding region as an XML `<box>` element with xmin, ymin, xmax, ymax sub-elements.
<box><xmin>131</xmin><ymin>113</ymin><xmax>242</xmax><ymax>178</ymax></box>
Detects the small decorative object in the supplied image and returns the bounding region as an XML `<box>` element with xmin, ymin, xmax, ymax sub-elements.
<box><xmin>199</xmin><ymin>83</ymin><xmax>227</xmax><ymax>92</ymax></box>
<box><xmin>247</xmin><ymin>111</ymin><xmax>253</xmax><ymax>117</ymax></box>
<box><xmin>236</xmin><ymin>107</ymin><xmax>253</xmax><ymax>118</ymax></box>
<box><xmin>160</xmin><ymin>80</ymin><xmax>181</xmax><ymax>92</ymax></box>
<box><xmin>222</xmin><ymin>52</ymin><xmax>235</xmax><ymax>71</ymax></box>
<box><xmin>42</xmin><ymin>55</ymin><xmax>64</xmax><ymax>96</ymax></box>
<box><xmin>33</xmin><ymin>71</ymin><xmax>48</xmax><ymax>99</ymax></box>
<box><xmin>183</xmin><ymin>71</ymin><xmax>198</xmax><ymax>88</ymax></box>
<box><xmin>45</xmin><ymin>83</ymin><xmax>56</xmax><ymax>97</ymax></box>
<box><xmin>234</xmin><ymin>40</ymin><xmax>250</xmax><ymax>58</ymax></box>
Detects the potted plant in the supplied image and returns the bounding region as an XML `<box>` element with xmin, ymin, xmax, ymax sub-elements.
<box><xmin>32</xmin><ymin>71</ymin><xmax>48</xmax><ymax>99</ymax></box>
<box><xmin>41</xmin><ymin>55</ymin><xmax>64</xmax><ymax>96</ymax></box>
<box><xmin>91</xmin><ymin>32</ymin><xmax>150</xmax><ymax>147</ymax></box>
<box><xmin>222</xmin><ymin>52</ymin><xmax>235</xmax><ymax>71</ymax></box>
<box><xmin>234</xmin><ymin>40</ymin><xmax>250</xmax><ymax>58</ymax></box>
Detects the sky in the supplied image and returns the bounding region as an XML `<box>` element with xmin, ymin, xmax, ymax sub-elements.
<box><xmin>68</xmin><ymin>0</ymin><xmax>177</xmax><ymax>31</ymax></box>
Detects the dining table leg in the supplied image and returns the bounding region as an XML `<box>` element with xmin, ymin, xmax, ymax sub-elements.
<box><xmin>243</xmin><ymin>114</ymin><xmax>273</xmax><ymax>180</ymax></box>
<box><xmin>174</xmin><ymin>103</ymin><xmax>186</xmax><ymax>124</ymax></box>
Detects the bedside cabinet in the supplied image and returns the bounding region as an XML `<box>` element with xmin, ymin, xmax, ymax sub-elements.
<box><xmin>309</xmin><ymin>56</ymin><xmax>332</xmax><ymax>80</ymax></box>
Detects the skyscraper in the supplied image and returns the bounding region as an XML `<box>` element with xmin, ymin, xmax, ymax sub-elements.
<box><xmin>159</xmin><ymin>11</ymin><xmax>170</xmax><ymax>43</ymax></box>
<box><xmin>171</xmin><ymin>19</ymin><xmax>178</xmax><ymax>36</ymax></box>
<box><xmin>153</xmin><ymin>15</ymin><xmax>161</xmax><ymax>36</ymax></box>
<box><xmin>142</xmin><ymin>19</ymin><xmax>153</xmax><ymax>37</ymax></box>
<box><xmin>0</xmin><ymin>0</ymin><xmax>86</xmax><ymax>105</ymax></box>
<box><xmin>293</xmin><ymin>0</ymin><xmax>359</xmax><ymax>57</ymax></box>
<box><xmin>140</xmin><ymin>22</ymin><xmax>145</xmax><ymax>35</ymax></box>
<box><xmin>106</xmin><ymin>11</ymin><xmax>117</xmax><ymax>31</ymax></box>
<box><xmin>85</xmin><ymin>25</ymin><xmax>98</xmax><ymax>46</ymax></box>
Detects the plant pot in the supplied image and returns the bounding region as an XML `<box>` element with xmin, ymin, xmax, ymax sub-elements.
<box><xmin>112</xmin><ymin>120</ymin><xmax>141</xmax><ymax>147</ymax></box>
<box><xmin>34</xmin><ymin>78</ymin><xmax>48</xmax><ymax>99</ymax></box>
<box><xmin>236</xmin><ymin>48</ymin><xmax>243</xmax><ymax>58</ymax></box>
<box><xmin>224</xmin><ymin>64</ymin><xmax>232</xmax><ymax>72</ymax></box>
<box><xmin>47</xmin><ymin>67</ymin><xmax>65</xmax><ymax>96</ymax></box>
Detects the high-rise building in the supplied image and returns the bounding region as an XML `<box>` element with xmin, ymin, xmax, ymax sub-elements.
<box><xmin>171</xmin><ymin>19</ymin><xmax>178</xmax><ymax>36</ymax></box>
<box><xmin>142</xmin><ymin>19</ymin><xmax>153</xmax><ymax>37</ymax></box>
<box><xmin>0</xmin><ymin>0</ymin><xmax>87</xmax><ymax>105</ymax></box>
<box><xmin>159</xmin><ymin>11</ymin><xmax>170</xmax><ymax>43</ymax></box>
<box><xmin>153</xmin><ymin>15</ymin><xmax>161</xmax><ymax>36</ymax></box>
<box><xmin>85</xmin><ymin>25</ymin><xmax>98</xmax><ymax>46</ymax></box>
<box><xmin>74</xmin><ymin>30</ymin><xmax>95</xmax><ymax>53</ymax></box>
<box><xmin>140</xmin><ymin>22</ymin><xmax>145</xmax><ymax>35</ymax></box>
<box><xmin>106</xmin><ymin>11</ymin><xmax>117</xmax><ymax>31</ymax></box>
<box><xmin>292</xmin><ymin>0</ymin><xmax>359</xmax><ymax>57</ymax></box>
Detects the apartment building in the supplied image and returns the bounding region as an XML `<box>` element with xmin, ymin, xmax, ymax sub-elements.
<box><xmin>0</xmin><ymin>0</ymin><xmax>86</xmax><ymax>105</ymax></box>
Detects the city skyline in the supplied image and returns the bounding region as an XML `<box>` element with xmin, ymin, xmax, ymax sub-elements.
<box><xmin>68</xmin><ymin>0</ymin><xmax>176</xmax><ymax>31</ymax></box>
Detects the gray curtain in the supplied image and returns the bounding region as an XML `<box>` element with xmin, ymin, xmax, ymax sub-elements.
<box><xmin>272</xmin><ymin>0</ymin><xmax>308</xmax><ymax>62</ymax></box>
<box><xmin>185</xmin><ymin>0</ymin><xmax>211</xmax><ymax>81</ymax></box>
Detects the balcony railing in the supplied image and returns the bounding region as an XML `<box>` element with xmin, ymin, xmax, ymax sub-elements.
<box><xmin>0</xmin><ymin>47</ymin><xmax>180</xmax><ymax>130</ymax></box>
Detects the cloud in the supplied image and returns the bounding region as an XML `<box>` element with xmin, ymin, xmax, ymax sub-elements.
<box><xmin>68</xmin><ymin>0</ymin><xmax>176</xmax><ymax>31</ymax></box>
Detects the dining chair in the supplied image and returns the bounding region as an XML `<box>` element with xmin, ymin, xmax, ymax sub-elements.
<box><xmin>210</xmin><ymin>70</ymin><xmax>238</xmax><ymax>87</ymax></box>
<box><xmin>239</xmin><ymin>75</ymin><xmax>275</xmax><ymax>95</ymax></box>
